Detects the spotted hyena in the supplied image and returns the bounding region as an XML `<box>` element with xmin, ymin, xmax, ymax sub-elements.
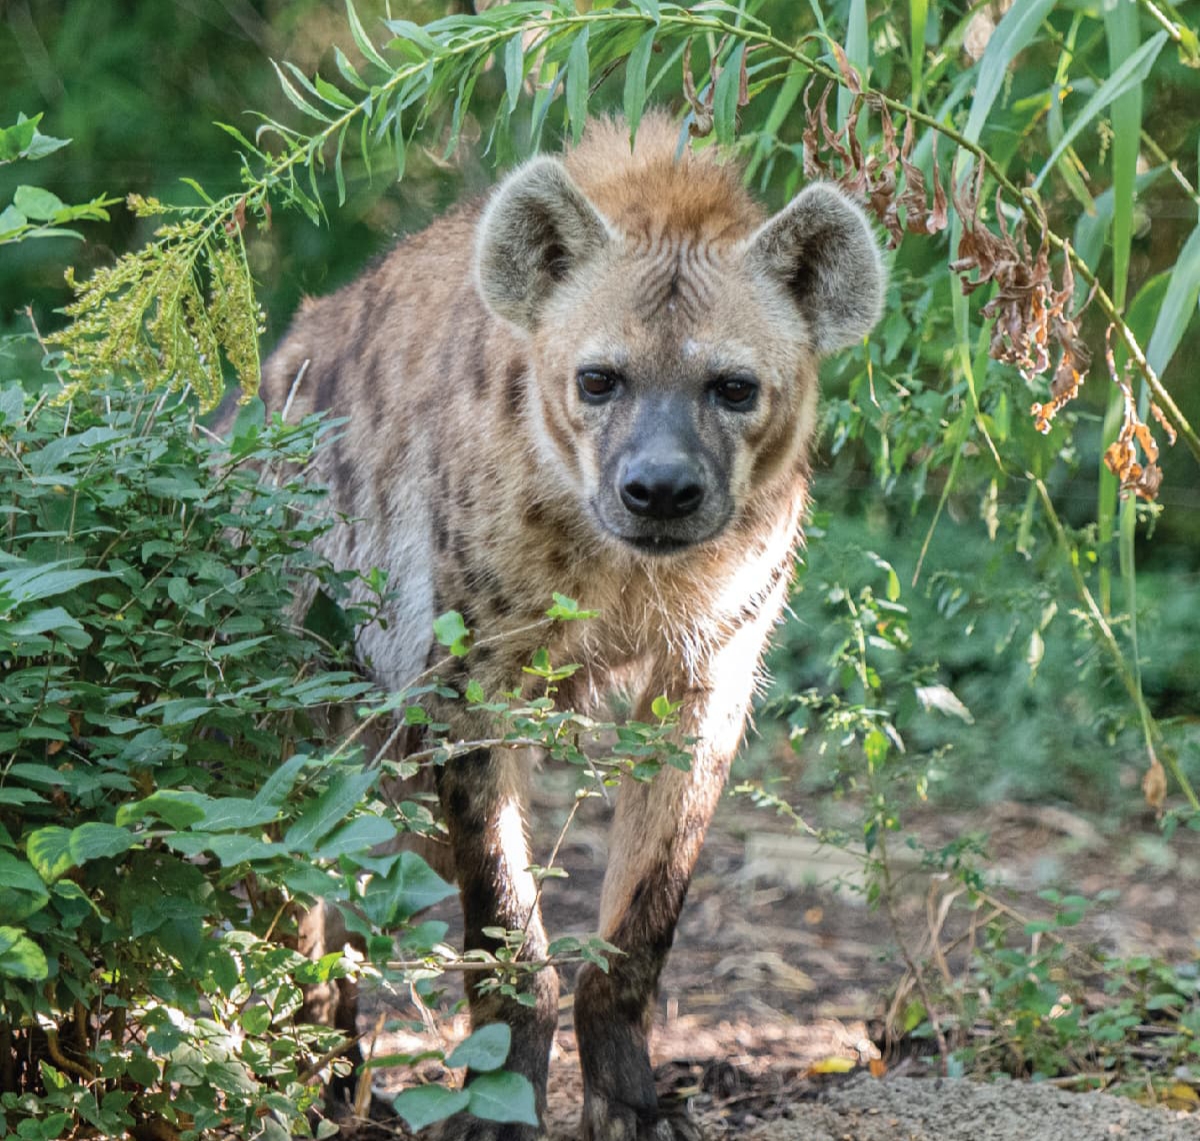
<box><xmin>262</xmin><ymin>114</ymin><xmax>884</xmax><ymax>1139</ymax></box>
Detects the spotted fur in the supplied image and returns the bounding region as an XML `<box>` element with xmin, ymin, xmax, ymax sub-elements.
<box><xmin>264</xmin><ymin>114</ymin><xmax>884</xmax><ymax>1140</ymax></box>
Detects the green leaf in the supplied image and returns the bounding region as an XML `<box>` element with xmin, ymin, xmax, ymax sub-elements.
<box><xmin>1146</xmin><ymin>222</ymin><xmax>1200</xmax><ymax>376</ymax></box>
<box><xmin>446</xmin><ymin>1024</ymin><xmax>511</xmax><ymax>1073</ymax></box>
<box><xmin>623</xmin><ymin>29</ymin><xmax>656</xmax><ymax>144</ymax></box>
<box><xmin>1033</xmin><ymin>33</ymin><xmax>1168</xmax><ymax>191</ymax></box>
<box><xmin>713</xmin><ymin>40</ymin><xmax>744</xmax><ymax>147</ymax></box>
<box><xmin>13</xmin><ymin>185</ymin><xmax>65</xmax><ymax>221</ymax></box>
<box><xmin>0</xmin><ymin>114</ymin><xmax>40</xmax><ymax>161</ymax></box>
<box><xmin>838</xmin><ymin>0</ymin><xmax>869</xmax><ymax>128</ymax></box>
<box><xmin>465</xmin><ymin>678</ymin><xmax>486</xmax><ymax>704</ymax></box>
<box><xmin>69</xmin><ymin>822</ymin><xmax>137</xmax><ymax>864</ymax></box>
<box><xmin>24</xmin><ymin>822</ymin><xmax>132</xmax><ymax>883</ymax></box>
<box><xmin>466</xmin><ymin>1071</ymin><xmax>539</xmax><ymax>1125</ymax></box>
<box><xmin>312</xmin><ymin>815</ymin><xmax>397</xmax><ymax>860</ymax></box>
<box><xmin>0</xmin><ymin>852</ymin><xmax>50</xmax><ymax>921</ymax></box>
<box><xmin>393</xmin><ymin>1085</ymin><xmax>470</xmax><ymax>1131</ymax></box>
<box><xmin>25</xmin><ymin>827</ymin><xmax>74</xmax><ymax>883</ymax></box>
<box><xmin>334</xmin><ymin>46</ymin><xmax>369</xmax><ymax>92</ymax></box>
<box><xmin>0</xmin><ymin>203</ymin><xmax>28</xmax><ymax>240</ymax></box>
<box><xmin>271</xmin><ymin>60</ymin><xmax>335</xmax><ymax>124</ymax></box>
<box><xmin>504</xmin><ymin>33</ymin><xmax>524</xmax><ymax>115</ymax></box>
<box><xmin>0</xmin><ymin>113</ymin><xmax>69</xmax><ymax>162</ymax></box>
<box><xmin>361</xmin><ymin>850</ymin><xmax>457</xmax><ymax>926</ymax></box>
<box><xmin>433</xmin><ymin>609</ymin><xmax>471</xmax><ymax>657</ymax></box>
<box><xmin>284</xmin><ymin>768</ymin><xmax>377</xmax><ymax>851</ymax></box>
<box><xmin>0</xmin><ymin>926</ymin><xmax>48</xmax><ymax>981</ymax></box>
<box><xmin>346</xmin><ymin>0</ymin><xmax>392</xmax><ymax>73</ymax></box>
<box><xmin>863</xmin><ymin>728</ymin><xmax>889</xmax><ymax>767</ymax></box>
<box><xmin>909</xmin><ymin>0</ymin><xmax>928</xmax><ymax>105</ymax></box>
<box><xmin>545</xmin><ymin>593</ymin><xmax>599</xmax><ymax>620</ymax></box>
<box><xmin>201</xmin><ymin>833</ymin><xmax>288</xmax><ymax>865</ymax></box>
<box><xmin>1</xmin><ymin>606</ymin><xmax>91</xmax><ymax>649</ymax></box>
<box><xmin>630</xmin><ymin>0</ymin><xmax>660</xmax><ymax>21</ymax></box>
<box><xmin>566</xmin><ymin>26</ymin><xmax>590</xmax><ymax>146</ymax></box>
<box><xmin>650</xmin><ymin>694</ymin><xmax>678</xmax><ymax>720</ymax></box>
<box><xmin>117</xmin><ymin>792</ymin><xmax>208</xmax><ymax>830</ymax></box>
<box><xmin>1103</xmin><ymin>0</ymin><xmax>1141</xmax><ymax>310</ymax></box>
<box><xmin>314</xmin><ymin>73</ymin><xmax>357</xmax><ymax>111</ymax></box>
<box><xmin>0</xmin><ymin>562</ymin><xmax>112</xmax><ymax>609</ymax></box>
<box><xmin>382</xmin><ymin>19</ymin><xmax>439</xmax><ymax>54</ymax></box>
<box><xmin>253</xmin><ymin>752</ymin><xmax>309</xmax><ymax>812</ymax></box>
<box><xmin>281</xmin><ymin>59</ymin><xmax>349</xmax><ymax>114</ymax></box>
<box><xmin>963</xmin><ymin>0</ymin><xmax>1057</xmax><ymax>146</ymax></box>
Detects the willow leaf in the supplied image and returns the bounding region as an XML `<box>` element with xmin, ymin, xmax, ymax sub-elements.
<box><xmin>624</xmin><ymin>28</ymin><xmax>656</xmax><ymax>144</ymax></box>
<box><xmin>504</xmin><ymin>32</ymin><xmax>524</xmax><ymax>114</ymax></box>
<box><xmin>334</xmin><ymin>45</ymin><xmax>369</xmax><ymax>92</ymax></box>
<box><xmin>566</xmin><ymin>26</ymin><xmax>590</xmax><ymax>145</ymax></box>
<box><xmin>271</xmin><ymin>61</ymin><xmax>334</xmax><ymax>124</ymax></box>
<box><xmin>713</xmin><ymin>40</ymin><xmax>745</xmax><ymax>147</ymax></box>
<box><xmin>346</xmin><ymin>0</ymin><xmax>391</xmax><ymax>73</ymax></box>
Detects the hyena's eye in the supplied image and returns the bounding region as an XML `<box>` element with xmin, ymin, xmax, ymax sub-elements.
<box><xmin>710</xmin><ymin>375</ymin><xmax>759</xmax><ymax>412</ymax></box>
<box><xmin>577</xmin><ymin>368</ymin><xmax>621</xmax><ymax>404</ymax></box>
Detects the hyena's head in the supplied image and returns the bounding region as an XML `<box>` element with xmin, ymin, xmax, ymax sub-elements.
<box><xmin>474</xmin><ymin>128</ymin><xmax>884</xmax><ymax>557</ymax></box>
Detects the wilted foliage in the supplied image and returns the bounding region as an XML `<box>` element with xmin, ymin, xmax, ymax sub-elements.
<box><xmin>943</xmin><ymin>166</ymin><xmax>1093</xmax><ymax>438</ymax></box>
<box><xmin>1102</xmin><ymin>326</ymin><xmax>1177</xmax><ymax>501</ymax></box>
<box><xmin>802</xmin><ymin>80</ymin><xmax>948</xmax><ymax>249</ymax></box>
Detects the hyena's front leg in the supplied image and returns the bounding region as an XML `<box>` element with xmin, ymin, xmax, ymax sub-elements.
<box><xmin>574</xmin><ymin>759</ymin><xmax>721</xmax><ymax>1141</ymax></box>
<box><xmin>437</xmin><ymin>748</ymin><xmax>558</xmax><ymax>1139</ymax></box>
<box><xmin>575</xmin><ymin>615</ymin><xmax>776</xmax><ymax>1141</ymax></box>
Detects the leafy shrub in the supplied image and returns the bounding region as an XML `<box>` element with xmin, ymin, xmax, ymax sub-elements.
<box><xmin>0</xmin><ymin>378</ymin><xmax>403</xmax><ymax>1138</ymax></box>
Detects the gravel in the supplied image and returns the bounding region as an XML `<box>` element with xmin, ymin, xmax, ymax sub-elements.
<box><xmin>747</xmin><ymin>1075</ymin><xmax>1199</xmax><ymax>1141</ymax></box>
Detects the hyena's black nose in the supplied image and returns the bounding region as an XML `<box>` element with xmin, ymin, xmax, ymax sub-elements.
<box><xmin>620</xmin><ymin>457</ymin><xmax>705</xmax><ymax>520</ymax></box>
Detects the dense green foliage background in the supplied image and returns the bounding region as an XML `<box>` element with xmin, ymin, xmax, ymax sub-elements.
<box><xmin>3</xmin><ymin>1</ymin><xmax>1200</xmax><ymax>1135</ymax></box>
<box><xmin>5</xmin><ymin>0</ymin><xmax>1197</xmax><ymax>807</ymax></box>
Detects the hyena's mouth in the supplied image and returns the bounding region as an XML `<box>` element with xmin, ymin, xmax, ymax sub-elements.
<box><xmin>590</xmin><ymin>497</ymin><xmax>732</xmax><ymax>557</ymax></box>
<box><xmin>625</xmin><ymin>534</ymin><xmax>696</xmax><ymax>556</ymax></box>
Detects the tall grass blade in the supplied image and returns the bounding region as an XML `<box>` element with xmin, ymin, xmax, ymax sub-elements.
<box><xmin>910</xmin><ymin>0</ymin><xmax>928</xmax><ymax>106</ymax></box>
<box><xmin>1146</xmin><ymin>222</ymin><xmax>1200</xmax><ymax>375</ymax></box>
<box><xmin>1097</xmin><ymin>0</ymin><xmax>1143</xmax><ymax>614</ymax></box>
<box><xmin>963</xmin><ymin>0</ymin><xmax>1056</xmax><ymax>146</ymax></box>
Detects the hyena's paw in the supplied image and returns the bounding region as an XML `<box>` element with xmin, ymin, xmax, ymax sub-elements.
<box><xmin>582</xmin><ymin>1096</ymin><xmax>701</xmax><ymax>1141</ymax></box>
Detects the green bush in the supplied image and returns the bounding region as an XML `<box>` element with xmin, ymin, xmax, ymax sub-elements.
<box><xmin>0</xmin><ymin>377</ymin><xmax>406</xmax><ymax>1138</ymax></box>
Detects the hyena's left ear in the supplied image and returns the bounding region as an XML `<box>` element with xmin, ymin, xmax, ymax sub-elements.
<box><xmin>475</xmin><ymin>157</ymin><xmax>611</xmax><ymax>330</ymax></box>
<box><xmin>744</xmin><ymin>183</ymin><xmax>885</xmax><ymax>355</ymax></box>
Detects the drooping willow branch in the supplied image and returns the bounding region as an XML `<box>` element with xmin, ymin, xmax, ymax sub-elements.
<box><xmin>51</xmin><ymin>4</ymin><xmax>1200</xmax><ymax>473</ymax></box>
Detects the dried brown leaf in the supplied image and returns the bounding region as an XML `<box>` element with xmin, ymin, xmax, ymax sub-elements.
<box><xmin>1142</xmin><ymin>756</ymin><xmax>1167</xmax><ymax>814</ymax></box>
<box><xmin>1099</xmin><ymin>325</ymin><xmax>1171</xmax><ymax>501</ymax></box>
<box><xmin>830</xmin><ymin>42</ymin><xmax>862</xmax><ymax>95</ymax></box>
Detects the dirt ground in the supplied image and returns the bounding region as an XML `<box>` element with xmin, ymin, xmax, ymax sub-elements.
<box><xmin>345</xmin><ymin>770</ymin><xmax>1200</xmax><ymax>1140</ymax></box>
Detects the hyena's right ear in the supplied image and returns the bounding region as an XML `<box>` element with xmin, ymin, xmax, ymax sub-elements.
<box><xmin>475</xmin><ymin>157</ymin><xmax>611</xmax><ymax>330</ymax></box>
